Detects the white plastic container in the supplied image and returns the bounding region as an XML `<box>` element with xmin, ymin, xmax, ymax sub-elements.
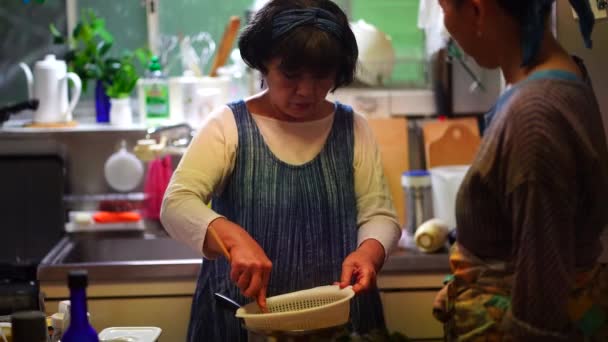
<box><xmin>167</xmin><ymin>75</ymin><xmax>230</xmax><ymax>129</ymax></box>
<box><xmin>429</xmin><ymin>165</ymin><xmax>470</xmax><ymax>230</ymax></box>
<box><xmin>169</xmin><ymin>71</ymin><xmax>200</xmax><ymax>124</ymax></box>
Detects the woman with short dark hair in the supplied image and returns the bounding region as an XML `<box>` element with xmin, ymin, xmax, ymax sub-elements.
<box><xmin>161</xmin><ymin>0</ymin><xmax>401</xmax><ymax>340</ymax></box>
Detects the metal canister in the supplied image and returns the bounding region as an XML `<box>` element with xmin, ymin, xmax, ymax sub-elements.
<box><xmin>402</xmin><ymin>170</ymin><xmax>434</xmax><ymax>236</ymax></box>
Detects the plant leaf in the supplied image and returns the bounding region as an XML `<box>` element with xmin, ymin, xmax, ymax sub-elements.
<box><xmin>65</xmin><ymin>50</ymin><xmax>76</xmax><ymax>62</ymax></box>
<box><xmin>134</xmin><ymin>48</ymin><xmax>151</xmax><ymax>65</ymax></box>
<box><xmin>84</xmin><ymin>63</ymin><xmax>103</xmax><ymax>79</ymax></box>
<box><xmin>49</xmin><ymin>23</ymin><xmax>65</xmax><ymax>44</ymax></box>
<box><xmin>91</xmin><ymin>18</ymin><xmax>105</xmax><ymax>31</ymax></box>
<box><xmin>97</xmin><ymin>41</ymin><xmax>113</xmax><ymax>56</ymax></box>
<box><xmin>73</xmin><ymin>22</ymin><xmax>83</xmax><ymax>39</ymax></box>
<box><xmin>52</xmin><ymin>35</ymin><xmax>65</xmax><ymax>45</ymax></box>
<box><xmin>96</xmin><ymin>27</ymin><xmax>114</xmax><ymax>44</ymax></box>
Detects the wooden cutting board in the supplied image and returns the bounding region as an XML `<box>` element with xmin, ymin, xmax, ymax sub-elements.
<box><xmin>367</xmin><ymin>118</ymin><xmax>409</xmax><ymax>226</ymax></box>
<box><xmin>422</xmin><ymin>118</ymin><xmax>480</xmax><ymax>168</ymax></box>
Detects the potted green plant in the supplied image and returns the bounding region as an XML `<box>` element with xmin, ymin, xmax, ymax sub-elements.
<box><xmin>51</xmin><ymin>9</ymin><xmax>112</xmax><ymax>122</ymax></box>
<box><xmin>103</xmin><ymin>51</ymin><xmax>148</xmax><ymax>126</ymax></box>
<box><xmin>51</xmin><ymin>9</ymin><xmax>150</xmax><ymax>124</ymax></box>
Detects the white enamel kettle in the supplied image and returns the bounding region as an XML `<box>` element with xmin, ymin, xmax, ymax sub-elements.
<box><xmin>19</xmin><ymin>54</ymin><xmax>82</xmax><ymax>123</ymax></box>
<box><xmin>350</xmin><ymin>20</ymin><xmax>395</xmax><ymax>86</ymax></box>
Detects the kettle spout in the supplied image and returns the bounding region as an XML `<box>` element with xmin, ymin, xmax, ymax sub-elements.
<box><xmin>18</xmin><ymin>62</ymin><xmax>34</xmax><ymax>100</ymax></box>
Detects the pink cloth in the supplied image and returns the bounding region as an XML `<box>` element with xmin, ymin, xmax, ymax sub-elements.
<box><xmin>143</xmin><ymin>155</ymin><xmax>173</xmax><ymax>219</ymax></box>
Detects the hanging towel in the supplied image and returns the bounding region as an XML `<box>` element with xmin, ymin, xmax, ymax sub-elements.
<box><xmin>143</xmin><ymin>155</ymin><xmax>173</xmax><ymax>220</ymax></box>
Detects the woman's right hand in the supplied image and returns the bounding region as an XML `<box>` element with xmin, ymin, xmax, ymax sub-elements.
<box><xmin>205</xmin><ymin>218</ymin><xmax>272</xmax><ymax>311</ymax></box>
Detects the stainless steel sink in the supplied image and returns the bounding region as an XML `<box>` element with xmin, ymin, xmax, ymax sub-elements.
<box><xmin>38</xmin><ymin>236</ymin><xmax>203</xmax><ymax>281</ymax></box>
<box><xmin>60</xmin><ymin>237</ymin><xmax>200</xmax><ymax>263</ymax></box>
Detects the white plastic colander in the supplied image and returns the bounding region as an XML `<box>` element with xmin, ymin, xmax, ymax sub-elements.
<box><xmin>235</xmin><ymin>285</ymin><xmax>355</xmax><ymax>331</ymax></box>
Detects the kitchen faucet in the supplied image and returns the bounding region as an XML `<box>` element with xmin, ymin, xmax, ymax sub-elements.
<box><xmin>134</xmin><ymin>123</ymin><xmax>194</xmax><ymax>161</ymax></box>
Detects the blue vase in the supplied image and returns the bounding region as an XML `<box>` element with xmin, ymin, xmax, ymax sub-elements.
<box><xmin>95</xmin><ymin>80</ymin><xmax>110</xmax><ymax>123</ymax></box>
<box><xmin>62</xmin><ymin>270</ymin><xmax>99</xmax><ymax>342</ymax></box>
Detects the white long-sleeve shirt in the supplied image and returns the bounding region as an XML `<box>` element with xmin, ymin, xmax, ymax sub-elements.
<box><xmin>160</xmin><ymin>104</ymin><xmax>401</xmax><ymax>259</ymax></box>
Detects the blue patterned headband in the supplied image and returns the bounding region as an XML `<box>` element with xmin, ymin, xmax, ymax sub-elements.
<box><xmin>522</xmin><ymin>0</ymin><xmax>595</xmax><ymax>66</ymax></box>
<box><xmin>271</xmin><ymin>8</ymin><xmax>343</xmax><ymax>41</ymax></box>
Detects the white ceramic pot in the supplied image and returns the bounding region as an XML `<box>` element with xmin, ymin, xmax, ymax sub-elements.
<box><xmin>109</xmin><ymin>98</ymin><xmax>133</xmax><ymax>126</ymax></box>
<box><xmin>19</xmin><ymin>54</ymin><xmax>82</xmax><ymax>123</ymax></box>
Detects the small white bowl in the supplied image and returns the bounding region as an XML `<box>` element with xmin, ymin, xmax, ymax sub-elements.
<box><xmin>98</xmin><ymin>326</ymin><xmax>162</xmax><ymax>342</ymax></box>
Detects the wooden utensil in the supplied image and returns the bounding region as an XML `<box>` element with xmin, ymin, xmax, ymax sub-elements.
<box><xmin>422</xmin><ymin>118</ymin><xmax>480</xmax><ymax>168</ymax></box>
<box><xmin>208</xmin><ymin>225</ymin><xmax>231</xmax><ymax>261</ymax></box>
<box><xmin>208</xmin><ymin>16</ymin><xmax>241</xmax><ymax>77</ymax></box>
<box><xmin>367</xmin><ymin>118</ymin><xmax>409</xmax><ymax>226</ymax></box>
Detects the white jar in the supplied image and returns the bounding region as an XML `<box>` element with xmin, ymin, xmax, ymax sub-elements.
<box><xmin>110</xmin><ymin>97</ymin><xmax>133</xmax><ymax>126</ymax></box>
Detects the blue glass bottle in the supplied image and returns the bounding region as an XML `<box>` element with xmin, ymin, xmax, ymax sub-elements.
<box><xmin>61</xmin><ymin>270</ymin><xmax>99</xmax><ymax>342</ymax></box>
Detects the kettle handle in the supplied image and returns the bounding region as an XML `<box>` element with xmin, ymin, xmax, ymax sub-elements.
<box><xmin>65</xmin><ymin>72</ymin><xmax>82</xmax><ymax>120</ymax></box>
<box><xmin>18</xmin><ymin>63</ymin><xmax>34</xmax><ymax>100</ymax></box>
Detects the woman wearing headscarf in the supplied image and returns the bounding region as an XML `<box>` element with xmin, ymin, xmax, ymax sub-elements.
<box><xmin>161</xmin><ymin>0</ymin><xmax>400</xmax><ymax>340</ymax></box>
<box><xmin>432</xmin><ymin>0</ymin><xmax>608</xmax><ymax>340</ymax></box>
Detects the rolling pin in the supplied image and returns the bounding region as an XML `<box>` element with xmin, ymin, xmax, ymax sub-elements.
<box><xmin>209</xmin><ymin>16</ymin><xmax>241</xmax><ymax>77</ymax></box>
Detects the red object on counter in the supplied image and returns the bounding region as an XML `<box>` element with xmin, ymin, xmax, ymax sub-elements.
<box><xmin>98</xmin><ymin>199</ymin><xmax>141</xmax><ymax>212</ymax></box>
<box><xmin>93</xmin><ymin>211</ymin><xmax>142</xmax><ymax>223</ymax></box>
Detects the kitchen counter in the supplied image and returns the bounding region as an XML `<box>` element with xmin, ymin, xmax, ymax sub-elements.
<box><xmin>383</xmin><ymin>247</ymin><xmax>450</xmax><ymax>273</ymax></box>
<box><xmin>38</xmin><ymin>221</ymin><xmax>450</xmax><ymax>282</ymax></box>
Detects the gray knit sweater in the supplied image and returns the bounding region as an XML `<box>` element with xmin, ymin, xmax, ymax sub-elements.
<box><xmin>455</xmin><ymin>73</ymin><xmax>608</xmax><ymax>338</ymax></box>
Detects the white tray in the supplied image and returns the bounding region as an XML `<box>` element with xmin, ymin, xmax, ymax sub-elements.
<box><xmin>98</xmin><ymin>326</ymin><xmax>162</xmax><ymax>342</ymax></box>
<box><xmin>65</xmin><ymin>211</ymin><xmax>145</xmax><ymax>233</ymax></box>
<box><xmin>65</xmin><ymin>221</ymin><xmax>145</xmax><ymax>233</ymax></box>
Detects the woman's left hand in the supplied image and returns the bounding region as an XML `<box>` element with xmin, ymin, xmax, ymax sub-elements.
<box><xmin>338</xmin><ymin>239</ymin><xmax>385</xmax><ymax>293</ymax></box>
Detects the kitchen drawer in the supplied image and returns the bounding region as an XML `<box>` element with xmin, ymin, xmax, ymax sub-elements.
<box><xmin>380</xmin><ymin>290</ymin><xmax>444</xmax><ymax>340</ymax></box>
<box><xmin>45</xmin><ymin>296</ymin><xmax>192</xmax><ymax>341</ymax></box>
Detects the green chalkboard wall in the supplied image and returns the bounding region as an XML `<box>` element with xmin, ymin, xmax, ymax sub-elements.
<box><xmin>0</xmin><ymin>0</ymin><xmax>426</xmax><ymax>106</ymax></box>
<box><xmin>79</xmin><ymin>0</ymin><xmax>425</xmax><ymax>84</ymax></box>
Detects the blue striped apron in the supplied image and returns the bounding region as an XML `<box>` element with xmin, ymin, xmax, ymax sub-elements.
<box><xmin>186</xmin><ymin>100</ymin><xmax>386</xmax><ymax>341</ymax></box>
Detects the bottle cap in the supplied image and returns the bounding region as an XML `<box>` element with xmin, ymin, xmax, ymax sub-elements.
<box><xmin>148</xmin><ymin>56</ymin><xmax>162</xmax><ymax>72</ymax></box>
<box><xmin>68</xmin><ymin>269</ymin><xmax>88</xmax><ymax>288</ymax></box>
<box><xmin>401</xmin><ymin>170</ymin><xmax>432</xmax><ymax>187</ymax></box>
<box><xmin>11</xmin><ymin>311</ymin><xmax>48</xmax><ymax>342</ymax></box>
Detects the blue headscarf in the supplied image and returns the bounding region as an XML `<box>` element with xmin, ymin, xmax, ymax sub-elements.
<box><xmin>522</xmin><ymin>0</ymin><xmax>595</xmax><ymax>66</ymax></box>
<box><xmin>271</xmin><ymin>8</ymin><xmax>343</xmax><ymax>41</ymax></box>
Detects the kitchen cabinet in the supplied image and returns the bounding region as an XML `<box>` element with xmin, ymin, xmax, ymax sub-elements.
<box><xmin>41</xmin><ymin>279</ymin><xmax>196</xmax><ymax>341</ymax></box>
<box><xmin>41</xmin><ymin>272</ymin><xmax>446</xmax><ymax>341</ymax></box>
<box><xmin>377</xmin><ymin>273</ymin><xmax>445</xmax><ymax>341</ymax></box>
<box><xmin>38</xmin><ymin>231</ymin><xmax>449</xmax><ymax>341</ymax></box>
<box><xmin>43</xmin><ymin>275</ymin><xmax>445</xmax><ymax>341</ymax></box>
